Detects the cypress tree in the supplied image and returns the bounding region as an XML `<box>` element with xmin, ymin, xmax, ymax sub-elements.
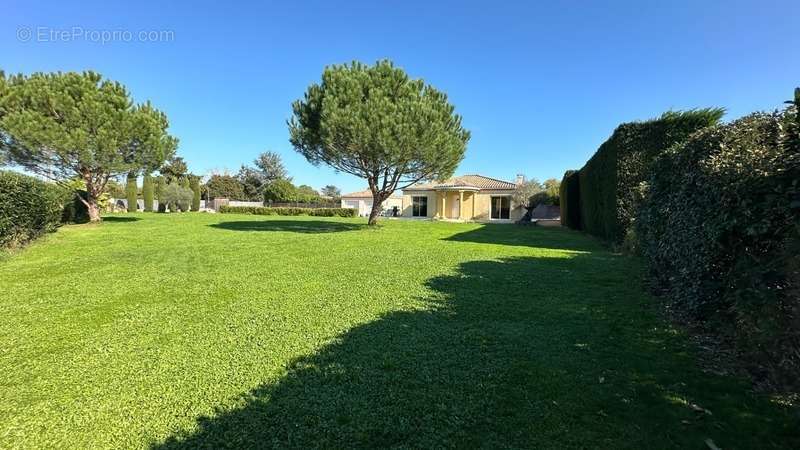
<box><xmin>190</xmin><ymin>176</ymin><xmax>201</xmax><ymax>211</ymax></box>
<box><xmin>125</xmin><ymin>172</ymin><xmax>138</xmax><ymax>212</ymax></box>
<box><xmin>142</xmin><ymin>174</ymin><xmax>154</xmax><ymax>212</ymax></box>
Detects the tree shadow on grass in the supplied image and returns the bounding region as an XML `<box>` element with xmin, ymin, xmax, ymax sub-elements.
<box><xmin>209</xmin><ymin>220</ymin><xmax>367</xmax><ymax>234</ymax></box>
<box><xmin>154</xmin><ymin>255</ymin><xmax>799</xmax><ymax>449</ymax></box>
<box><xmin>444</xmin><ymin>224</ymin><xmax>601</xmax><ymax>251</ymax></box>
<box><xmin>101</xmin><ymin>216</ymin><xmax>141</xmax><ymax>223</ymax></box>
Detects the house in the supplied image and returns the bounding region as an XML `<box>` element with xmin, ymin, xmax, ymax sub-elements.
<box><xmin>340</xmin><ymin>189</ymin><xmax>404</xmax><ymax>217</ymax></box>
<box><xmin>401</xmin><ymin>174</ymin><xmax>524</xmax><ymax>222</ymax></box>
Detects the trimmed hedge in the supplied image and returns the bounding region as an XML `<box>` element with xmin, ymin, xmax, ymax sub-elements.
<box><xmin>577</xmin><ymin>109</ymin><xmax>723</xmax><ymax>243</ymax></box>
<box><xmin>637</xmin><ymin>109</ymin><xmax>800</xmax><ymax>388</ymax></box>
<box><xmin>0</xmin><ymin>171</ymin><xmax>68</xmax><ymax>248</ymax></box>
<box><xmin>559</xmin><ymin>170</ymin><xmax>581</xmax><ymax>229</ymax></box>
<box><xmin>219</xmin><ymin>205</ymin><xmax>357</xmax><ymax>217</ymax></box>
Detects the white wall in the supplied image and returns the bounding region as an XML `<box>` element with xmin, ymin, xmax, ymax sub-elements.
<box><xmin>341</xmin><ymin>197</ymin><xmax>402</xmax><ymax>217</ymax></box>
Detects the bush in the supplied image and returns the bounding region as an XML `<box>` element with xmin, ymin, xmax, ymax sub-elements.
<box><xmin>637</xmin><ymin>109</ymin><xmax>800</xmax><ymax>388</ymax></box>
<box><xmin>0</xmin><ymin>171</ymin><xmax>69</xmax><ymax>248</ymax></box>
<box><xmin>155</xmin><ymin>176</ymin><xmax>166</xmax><ymax>213</ymax></box>
<box><xmin>61</xmin><ymin>190</ymin><xmax>89</xmax><ymax>223</ymax></box>
<box><xmin>559</xmin><ymin>170</ymin><xmax>581</xmax><ymax>229</ymax></box>
<box><xmin>578</xmin><ymin>109</ymin><xmax>723</xmax><ymax>243</ymax></box>
<box><xmin>161</xmin><ymin>183</ymin><xmax>193</xmax><ymax>212</ymax></box>
<box><xmin>125</xmin><ymin>173</ymin><xmax>138</xmax><ymax>212</ymax></box>
<box><xmin>142</xmin><ymin>174</ymin><xmax>154</xmax><ymax>212</ymax></box>
<box><xmin>219</xmin><ymin>205</ymin><xmax>357</xmax><ymax>217</ymax></box>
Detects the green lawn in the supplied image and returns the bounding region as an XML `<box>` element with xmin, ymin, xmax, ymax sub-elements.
<box><xmin>0</xmin><ymin>213</ymin><xmax>797</xmax><ymax>449</ymax></box>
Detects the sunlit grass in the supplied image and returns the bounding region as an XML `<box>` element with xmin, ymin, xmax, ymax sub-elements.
<box><xmin>0</xmin><ymin>213</ymin><xmax>797</xmax><ymax>448</ymax></box>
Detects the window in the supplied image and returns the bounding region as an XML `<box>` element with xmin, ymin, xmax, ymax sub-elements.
<box><xmin>490</xmin><ymin>196</ymin><xmax>510</xmax><ymax>219</ymax></box>
<box><xmin>412</xmin><ymin>196</ymin><xmax>428</xmax><ymax>217</ymax></box>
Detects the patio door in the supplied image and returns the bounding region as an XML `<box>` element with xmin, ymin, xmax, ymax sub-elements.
<box><xmin>491</xmin><ymin>196</ymin><xmax>510</xmax><ymax>219</ymax></box>
<box><xmin>451</xmin><ymin>196</ymin><xmax>460</xmax><ymax>218</ymax></box>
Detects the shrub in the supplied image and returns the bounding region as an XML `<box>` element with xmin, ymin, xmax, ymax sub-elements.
<box><xmin>0</xmin><ymin>171</ymin><xmax>68</xmax><ymax>248</ymax></box>
<box><xmin>219</xmin><ymin>205</ymin><xmax>357</xmax><ymax>217</ymax></box>
<box><xmin>125</xmin><ymin>173</ymin><xmax>138</xmax><ymax>212</ymax></box>
<box><xmin>61</xmin><ymin>190</ymin><xmax>89</xmax><ymax>223</ymax></box>
<box><xmin>559</xmin><ymin>170</ymin><xmax>581</xmax><ymax>229</ymax></box>
<box><xmin>578</xmin><ymin>109</ymin><xmax>723</xmax><ymax>243</ymax></box>
<box><xmin>637</xmin><ymin>109</ymin><xmax>800</xmax><ymax>388</ymax></box>
<box><xmin>189</xmin><ymin>176</ymin><xmax>201</xmax><ymax>211</ymax></box>
<box><xmin>155</xmin><ymin>176</ymin><xmax>166</xmax><ymax>213</ymax></box>
<box><xmin>161</xmin><ymin>183</ymin><xmax>193</xmax><ymax>212</ymax></box>
<box><xmin>142</xmin><ymin>174</ymin><xmax>154</xmax><ymax>212</ymax></box>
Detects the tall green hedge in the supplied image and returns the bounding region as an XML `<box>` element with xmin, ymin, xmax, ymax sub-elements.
<box><xmin>578</xmin><ymin>135</ymin><xmax>618</xmax><ymax>241</ymax></box>
<box><xmin>577</xmin><ymin>109</ymin><xmax>723</xmax><ymax>243</ymax></box>
<box><xmin>189</xmin><ymin>176</ymin><xmax>201</xmax><ymax>211</ymax></box>
<box><xmin>0</xmin><ymin>171</ymin><xmax>68</xmax><ymax>248</ymax></box>
<box><xmin>559</xmin><ymin>170</ymin><xmax>581</xmax><ymax>229</ymax></box>
<box><xmin>142</xmin><ymin>174</ymin><xmax>154</xmax><ymax>212</ymax></box>
<box><xmin>125</xmin><ymin>173</ymin><xmax>138</xmax><ymax>212</ymax></box>
<box><xmin>637</xmin><ymin>109</ymin><xmax>800</xmax><ymax>387</ymax></box>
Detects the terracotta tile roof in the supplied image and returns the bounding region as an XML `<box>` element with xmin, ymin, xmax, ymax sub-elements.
<box><xmin>404</xmin><ymin>174</ymin><xmax>517</xmax><ymax>191</ymax></box>
<box><xmin>341</xmin><ymin>189</ymin><xmax>402</xmax><ymax>199</ymax></box>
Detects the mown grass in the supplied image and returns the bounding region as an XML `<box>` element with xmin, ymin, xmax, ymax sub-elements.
<box><xmin>0</xmin><ymin>213</ymin><xmax>797</xmax><ymax>448</ymax></box>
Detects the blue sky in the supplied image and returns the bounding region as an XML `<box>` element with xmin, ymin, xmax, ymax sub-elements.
<box><xmin>2</xmin><ymin>0</ymin><xmax>798</xmax><ymax>193</ymax></box>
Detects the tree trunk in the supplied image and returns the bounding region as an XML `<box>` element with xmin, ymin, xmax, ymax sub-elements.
<box><xmin>81</xmin><ymin>174</ymin><xmax>103</xmax><ymax>222</ymax></box>
<box><xmin>367</xmin><ymin>195</ymin><xmax>385</xmax><ymax>225</ymax></box>
<box><xmin>86</xmin><ymin>197</ymin><xmax>101</xmax><ymax>222</ymax></box>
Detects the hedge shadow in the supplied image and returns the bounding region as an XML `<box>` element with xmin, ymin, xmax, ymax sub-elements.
<box><xmin>153</xmin><ymin>255</ymin><xmax>797</xmax><ymax>449</ymax></box>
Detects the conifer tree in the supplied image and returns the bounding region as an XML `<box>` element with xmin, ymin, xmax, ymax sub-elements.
<box><xmin>289</xmin><ymin>60</ymin><xmax>469</xmax><ymax>225</ymax></box>
<box><xmin>0</xmin><ymin>71</ymin><xmax>177</xmax><ymax>221</ymax></box>
<box><xmin>142</xmin><ymin>174</ymin><xmax>154</xmax><ymax>212</ymax></box>
<box><xmin>125</xmin><ymin>172</ymin><xmax>138</xmax><ymax>212</ymax></box>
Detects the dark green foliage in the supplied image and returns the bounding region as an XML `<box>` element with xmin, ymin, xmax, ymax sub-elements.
<box><xmin>161</xmin><ymin>183</ymin><xmax>193</xmax><ymax>212</ymax></box>
<box><xmin>205</xmin><ymin>174</ymin><xmax>245</xmax><ymax>200</ymax></box>
<box><xmin>189</xmin><ymin>176</ymin><xmax>201</xmax><ymax>211</ymax></box>
<box><xmin>578</xmin><ymin>139</ymin><xmax>617</xmax><ymax>240</ymax></box>
<box><xmin>142</xmin><ymin>174</ymin><xmax>154</xmax><ymax>212</ymax></box>
<box><xmin>61</xmin><ymin>190</ymin><xmax>89</xmax><ymax>224</ymax></box>
<box><xmin>160</xmin><ymin>156</ymin><xmax>188</xmax><ymax>183</ymax></box>
<box><xmin>559</xmin><ymin>170</ymin><xmax>581</xmax><ymax>229</ymax></box>
<box><xmin>637</xmin><ymin>109</ymin><xmax>800</xmax><ymax>389</ymax></box>
<box><xmin>219</xmin><ymin>205</ymin><xmax>357</xmax><ymax>217</ymax></box>
<box><xmin>125</xmin><ymin>173</ymin><xmax>138</xmax><ymax>212</ymax></box>
<box><xmin>578</xmin><ymin>109</ymin><xmax>723</xmax><ymax>243</ymax></box>
<box><xmin>0</xmin><ymin>170</ymin><xmax>68</xmax><ymax>248</ymax></box>
<box><xmin>263</xmin><ymin>178</ymin><xmax>298</xmax><ymax>203</ymax></box>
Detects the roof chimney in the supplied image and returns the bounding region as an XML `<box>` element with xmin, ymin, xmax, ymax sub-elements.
<box><xmin>515</xmin><ymin>174</ymin><xmax>525</xmax><ymax>185</ymax></box>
